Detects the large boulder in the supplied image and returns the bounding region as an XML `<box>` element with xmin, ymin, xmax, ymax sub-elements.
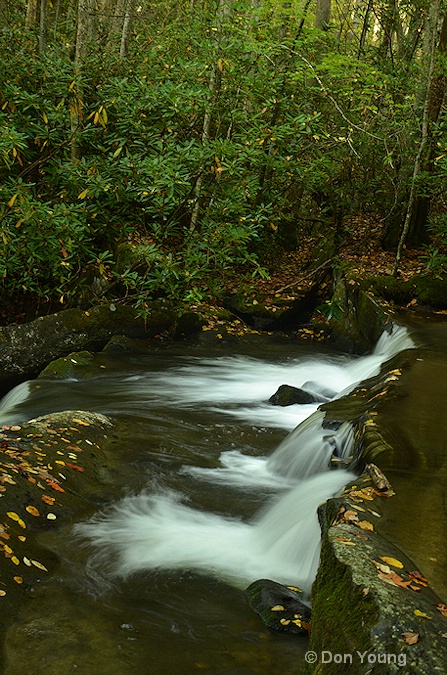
<box><xmin>0</xmin><ymin>303</ymin><xmax>177</xmax><ymax>395</ymax></box>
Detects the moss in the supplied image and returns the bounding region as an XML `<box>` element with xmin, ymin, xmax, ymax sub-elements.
<box><xmin>366</xmin><ymin>274</ymin><xmax>447</xmax><ymax>309</ymax></box>
<box><xmin>38</xmin><ymin>351</ymin><xmax>94</xmax><ymax>379</ymax></box>
<box><xmin>307</xmin><ymin>535</ymin><xmax>379</xmax><ymax>674</ymax></box>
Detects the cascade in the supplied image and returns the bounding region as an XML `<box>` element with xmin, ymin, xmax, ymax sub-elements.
<box><xmin>0</xmin><ymin>324</ymin><xmax>414</xmax><ymax>595</ymax></box>
<box><xmin>74</xmin><ymin>325</ymin><xmax>414</xmax><ymax>595</ymax></box>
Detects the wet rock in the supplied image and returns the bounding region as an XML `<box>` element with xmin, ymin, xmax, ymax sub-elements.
<box><xmin>269</xmin><ymin>384</ymin><xmax>322</xmax><ymax>406</ymax></box>
<box><xmin>38</xmin><ymin>351</ymin><xmax>95</xmax><ymax>379</ymax></box>
<box><xmin>0</xmin><ymin>303</ymin><xmax>177</xmax><ymax>396</ymax></box>
<box><xmin>308</xmin><ymin>477</ymin><xmax>447</xmax><ymax>674</ymax></box>
<box><xmin>246</xmin><ymin>579</ymin><xmax>311</xmax><ymax>635</ymax></box>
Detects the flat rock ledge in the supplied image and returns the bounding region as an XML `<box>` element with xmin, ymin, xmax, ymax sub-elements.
<box><xmin>306</xmin><ymin>476</ymin><xmax>447</xmax><ymax>674</ymax></box>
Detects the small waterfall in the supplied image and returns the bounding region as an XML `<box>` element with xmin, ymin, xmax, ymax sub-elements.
<box><xmin>76</xmin><ymin>469</ymin><xmax>354</xmax><ymax>592</ymax></box>
<box><xmin>0</xmin><ymin>381</ymin><xmax>30</xmax><ymax>425</ymax></box>
<box><xmin>267</xmin><ymin>412</ymin><xmax>354</xmax><ymax>479</ymax></box>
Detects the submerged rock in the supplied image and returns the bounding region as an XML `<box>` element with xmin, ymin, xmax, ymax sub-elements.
<box><xmin>246</xmin><ymin>579</ymin><xmax>311</xmax><ymax>635</ymax></box>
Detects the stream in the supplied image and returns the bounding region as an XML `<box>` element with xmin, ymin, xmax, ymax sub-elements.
<box><xmin>0</xmin><ymin>323</ymin><xmax>429</xmax><ymax>673</ymax></box>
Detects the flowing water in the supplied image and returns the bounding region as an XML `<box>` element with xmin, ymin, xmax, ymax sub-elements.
<box><xmin>0</xmin><ymin>326</ymin><xmax>414</xmax><ymax>673</ymax></box>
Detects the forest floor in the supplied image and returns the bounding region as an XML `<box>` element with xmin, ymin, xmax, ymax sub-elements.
<box><xmin>198</xmin><ymin>216</ymin><xmax>429</xmax><ymax>338</ymax></box>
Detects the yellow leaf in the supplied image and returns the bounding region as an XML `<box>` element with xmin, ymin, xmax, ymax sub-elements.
<box><xmin>0</xmin><ymin>590</ymin><xmax>6</xmax><ymax>596</ymax></box>
<box><xmin>7</xmin><ymin>194</ymin><xmax>18</xmax><ymax>208</ymax></box>
<box><xmin>73</xmin><ymin>418</ymin><xmax>90</xmax><ymax>426</ymax></box>
<box><xmin>43</xmin><ymin>112</ymin><xmax>48</xmax><ymax>124</ymax></box>
<box><xmin>77</xmin><ymin>189</ymin><xmax>89</xmax><ymax>200</ymax></box>
<box><xmin>1</xmin><ymin>101</ymin><xmax>7</xmax><ymax>110</ymax></box>
<box><xmin>17</xmin><ymin>519</ymin><xmax>26</xmax><ymax>529</ymax></box>
<box><xmin>358</xmin><ymin>520</ymin><xmax>374</xmax><ymax>532</ymax></box>
<box><xmin>11</xmin><ymin>556</ymin><xmax>20</xmax><ymax>565</ymax></box>
<box><xmin>380</xmin><ymin>556</ymin><xmax>403</xmax><ymax>569</ymax></box>
<box><xmin>270</xmin><ymin>605</ymin><xmax>285</xmax><ymax>612</ymax></box>
<box><xmin>414</xmin><ymin>609</ymin><xmax>432</xmax><ymax>620</ymax></box>
<box><xmin>6</xmin><ymin>511</ymin><xmax>20</xmax><ymax>522</ymax></box>
<box><xmin>13</xmin><ymin>576</ymin><xmax>23</xmax><ymax>584</ymax></box>
<box><xmin>26</xmin><ymin>505</ymin><xmax>40</xmax><ymax>517</ymax></box>
<box><xmin>31</xmin><ymin>560</ymin><xmax>48</xmax><ymax>571</ymax></box>
<box><xmin>101</xmin><ymin>108</ymin><xmax>108</xmax><ymax>124</ymax></box>
<box><xmin>93</xmin><ymin>112</ymin><xmax>99</xmax><ymax>124</ymax></box>
<box><xmin>3</xmin><ymin>544</ymin><xmax>13</xmax><ymax>555</ymax></box>
<box><xmin>217</xmin><ymin>58</ymin><xmax>223</xmax><ymax>71</ymax></box>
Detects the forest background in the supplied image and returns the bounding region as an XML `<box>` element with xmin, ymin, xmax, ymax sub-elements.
<box><xmin>1</xmin><ymin>0</ymin><xmax>447</xmax><ymax>324</ymax></box>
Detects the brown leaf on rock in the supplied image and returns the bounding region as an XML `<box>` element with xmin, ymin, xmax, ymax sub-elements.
<box><xmin>409</xmin><ymin>571</ymin><xmax>430</xmax><ymax>587</ymax></box>
<box><xmin>358</xmin><ymin>520</ymin><xmax>374</xmax><ymax>532</ymax></box>
<box><xmin>377</xmin><ymin>570</ymin><xmax>413</xmax><ymax>589</ymax></box>
<box><xmin>343</xmin><ymin>510</ymin><xmax>359</xmax><ymax>523</ymax></box>
<box><xmin>402</xmin><ymin>632</ymin><xmax>419</xmax><ymax>645</ymax></box>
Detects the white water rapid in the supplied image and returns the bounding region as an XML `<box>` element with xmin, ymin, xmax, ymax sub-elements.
<box><xmin>71</xmin><ymin>324</ymin><xmax>414</xmax><ymax>595</ymax></box>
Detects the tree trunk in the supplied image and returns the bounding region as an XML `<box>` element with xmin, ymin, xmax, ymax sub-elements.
<box><xmin>26</xmin><ymin>0</ymin><xmax>39</xmax><ymax>28</ymax></box>
<box><xmin>39</xmin><ymin>0</ymin><xmax>47</xmax><ymax>52</ymax></box>
<box><xmin>315</xmin><ymin>0</ymin><xmax>330</xmax><ymax>30</ymax></box>
<box><xmin>119</xmin><ymin>0</ymin><xmax>134</xmax><ymax>59</ymax></box>
<box><xmin>189</xmin><ymin>0</ymin><xmax>229</xmax><ymax>231</ymax></box>
<box><xmin>70</xmin><ymin>0</ymin><xmax>95</xmax><ymax>160</ymax></box>
<box><xmin>393</xmin><ymin>0</ymin><xmax>441</xmax><ymax>274</ymax></box>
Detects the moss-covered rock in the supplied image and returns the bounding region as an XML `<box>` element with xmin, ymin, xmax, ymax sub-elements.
<box><xmin>0</xmin><ymin>303</ymin><xmax>177</xmax><ymax>396</ymax></box>
<box><xmin>308</xmin><ymin>479</ymin><xmax>447</xmax><ymax>674</ymax></box>
<box><xmin>38</xmin><ymin>351</ymin><xmax>95</xmax><ymax>379</ymax></box>
<box><xmin>367</xmin><ymin>274</ymin><xmax>447</xmax><ymax>309</ymax></box>
<box><xmin>329</xmin><ymin>275</ymin><xmax>394</xmax><ymax>352</ymax></box>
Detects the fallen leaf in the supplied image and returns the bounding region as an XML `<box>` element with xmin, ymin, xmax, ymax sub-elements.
<box><xmin>31</xmin><ymin>560</ymin><xmax>48</xmax><ymax>571</ymax></box>
<box><xmin>436</xmin><ymin>604</ymin><xmax>447</xmax><ymax>617</ymax></box>
<box><xmin>0</xmin><ymin>590</ymin><xmax>6</xmax><ymax>596</ymax></box>
<box><xmin>46</xmin><ymin>480</ymin><xmax>64</xmax><ymax>492</ymax></box>
<box><xmin>65</xmin><ymin>463</ymin><xmax>84</xmax><ymax>472</ymax></box>
<box><xmin>11</xmin><ymin>556</ymin><xmax>20</xmax><ymax>565</ymax></box>
<box><xmin>13</xmin><ymin>576</ymin><xmax>23</xmax><ymax>584</ymax></box>
<box><xmin>286</xmin><ymin>586</ymin><xmax>302</xmax><ymax>593</ymax></box>
<box><xmin>358</xmin><ymin>520</ymin><xmax>374</xmax><ymax>532</ymax></box>
<box><xmin>377</xmin><ymin>570</ymin><xmax>413</xmax><ymax>589</ymax></box>
<box><xmin>72</xmin><ymin>419</ymin><xmax>90</xmax><ymax>426</ymax></box>
<box><xmin>26</xmin><ymin>505</ymin><xmax>40</xmax><ymax>517</ymax></box>
<box><xmin>41</xmin><ymin>494</ymin><xmax>55</xmax><ymax>505</ymax></box>
<box><xmin>6</xmin><ymin>512</ymin><xmax>21</xmax><ymax>522</ymax></box>
<box><xmin>409</xmin><ymin>571</ymin><xmax>430</xmax><ymax>586</ymax></box>
<box><xmin>270</xmin><ymin>605</ymin><xmax>285</xmax><ymax>612</ymax></box>
<box><xmin>279</xmin><ymin>618</ymin><xmax>290</xmax><ymax>626</ymax></box>
<box><xmin>343</xmin><ymin>510</ymin><xmax>359</xmax><ymax>522</ymax></box>
<box><xmin>47</xmin><ymin>513</ymin><xmax>57</xmax><ymax>520</ymax></box>
<box><xmin>380</xmin><ymin>556</ymin><xmax>404</xmax><ymax>569</ymax></box>
<box><xmin>402</xmin><ymin>632</ymin><xmax>419</xmax><ymax>645</ymax></box>
<box><xmin>414</xmin><ymin>609</ymin><xmax>432</xmax><ymax>620</ymax></box>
